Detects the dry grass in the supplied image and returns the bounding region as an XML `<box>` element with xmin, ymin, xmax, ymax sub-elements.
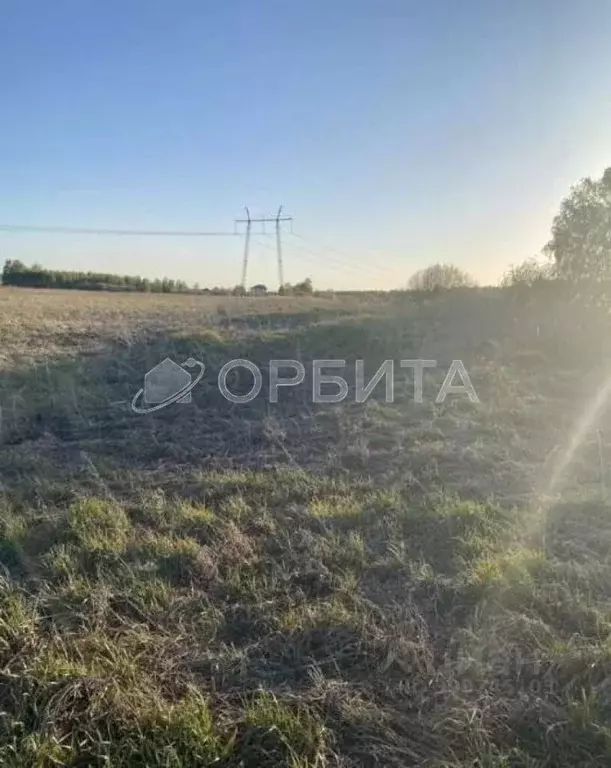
<box><xmin>1</xmin><ymin>285</ymin><xmax>611</xmax><ymax>765</ymax></box>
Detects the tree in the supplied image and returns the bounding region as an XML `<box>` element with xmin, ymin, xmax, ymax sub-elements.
<box><xmin>408</xmin><ymin>263</ymin><xmax>476</xmax><ymax>291</ymax></box>
<box><xmin>500</xmin><ymin>257</ymin><xmax>555</xmax><ymax>288</ymax></box>
<box><xmin>545</xmin><ymin>167</ymin><xmax>611</xmax><ymax>280</ymax></box>
<box><xmin>2</xmin><ymin>259</ymin><xmax>25</xmax><ymax>283</ymax></box>
<box><xmin>293</xmin><ymin>277</ymin><xmax>313</xmax><ymax>295</ymax></box>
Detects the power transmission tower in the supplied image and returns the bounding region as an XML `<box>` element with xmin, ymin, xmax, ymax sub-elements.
<box><xmin>276</xmin><ymin>206</ymin><xmax>285</xmax><ymax>289</ymax></box>
<box><xmin>235</xmin><ymin>206</ymin><xmax>293</xmax><ymax>291</ymax></box>
<box><xmin>239</xmin><ymin>207</ymin><xmax>252</xmax><ymax>289</ymax></box>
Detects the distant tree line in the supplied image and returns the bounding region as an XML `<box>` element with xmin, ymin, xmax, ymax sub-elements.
<box><xmin>229</xmin><ymin>278</ymin><xmax>314</xmax><ymax>296</ymax></box>
<box><xmin>1</xmin><ymin>260</ymin><xmax>194</xmax><ymax>293</ymax></box>
<box><xmin>1</xmin><ymin>260</ymin><xmax>319</xmax><ymax>297</ymax></box>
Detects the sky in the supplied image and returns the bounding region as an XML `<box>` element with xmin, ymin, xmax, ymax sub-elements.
<box><xmin>1</xmin><ymin>0</ymin><xmax>611</xmax><ymax>290</ymax></box>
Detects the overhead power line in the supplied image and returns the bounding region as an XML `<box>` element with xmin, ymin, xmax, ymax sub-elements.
<box><xmin>291</xmin><ymin>231</ymin><xmax>388</xmax><ymax>269</ymax></box>
<box><xmin>255</xmin><ymin>234</ymin><xmax>397</xmax><ymax>285</ymax></box>
<box><xmin>287</xmin><ymin>232</ymin><xmax>398</xmax><ymax>283</ymax></box>
<box><xmin>0</xmin><ymin>215</ymin><xmax>398</xmax><ymax>286</ymax></box>
<box><xmin>0</xmin><ymin>224</ymin><xmax>240</xmax><ymax>237</ymax></box>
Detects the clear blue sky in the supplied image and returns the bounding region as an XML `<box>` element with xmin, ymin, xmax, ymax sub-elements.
<box><xmin>2</xmin><ymin>0</ymin><xmax>610</xmax><ymax>289</ymax></box>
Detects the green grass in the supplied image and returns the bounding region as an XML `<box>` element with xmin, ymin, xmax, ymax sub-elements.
<box><xmin>1</xmin><ymin>285</ymin><xmax>611</xmax><ymax>765</ymax></box>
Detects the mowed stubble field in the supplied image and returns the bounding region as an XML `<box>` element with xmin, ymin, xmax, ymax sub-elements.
<box><xmin>2</xmin><ymin>286</ymin><xmax>611</xmax><ymax>766</ymax></box>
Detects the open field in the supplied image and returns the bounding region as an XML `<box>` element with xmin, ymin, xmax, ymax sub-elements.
<box><xmin>2</xmin><ymin>286</ymin><xmax>611</xmax><ymax>766</ymax></box>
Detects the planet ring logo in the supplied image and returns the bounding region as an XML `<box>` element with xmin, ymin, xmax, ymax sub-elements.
<box><xmin>131</xmin><ymin>357</ymin><xmax>205</xmax><ymax>414</ymax></box>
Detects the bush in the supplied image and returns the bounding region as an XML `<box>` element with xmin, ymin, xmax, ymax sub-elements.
<box><xmin>293</xmin><ymin>278</ymin><xmax>314</xmax><ymax>295</ymax></box>
<box><xmin>408</xmin><ymin>263</ymin><xmax>476</xmax><ymax>291</ymax></box>
<box><xmin>280</xmin><ymin>278</ymin><xmax>313</xmax><ymax>296</ymax></box>
<box><xmin>500</xmin><ymin>258</ymin><xmax>556</xmax><ymax>288</ymax></box>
